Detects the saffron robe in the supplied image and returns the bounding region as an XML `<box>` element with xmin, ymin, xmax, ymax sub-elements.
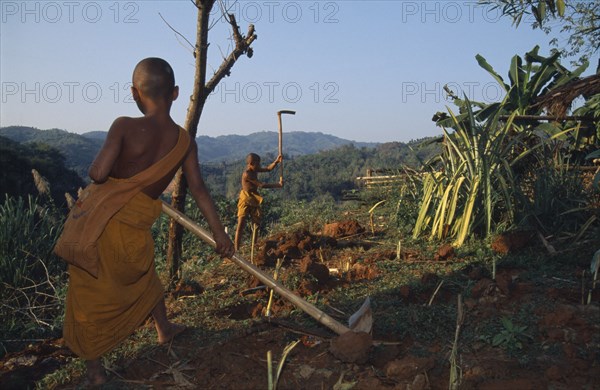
<box><xmin>237</xmin><ymin>190</ymin><xmax>263</xmax><ymax>224</ymax></box>
<box><xmin>62</xmin><ymin>128</ymin><xmax>190</xmax><ymax>360</ymax></box>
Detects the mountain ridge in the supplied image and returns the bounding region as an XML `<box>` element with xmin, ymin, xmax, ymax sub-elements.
<box><xmin>0</xmin><ymin>126</ymin><xmax>380</xmax><ymax>169</ymax></box>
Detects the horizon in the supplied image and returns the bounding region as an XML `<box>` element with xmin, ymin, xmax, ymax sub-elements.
<box><xmin>2</xmin><ymin>1</ymin><xmax>598</xmax><ymax>143</ymax></box>
<box><xmin>1</xmin><ymin>124</ymin><xmax>413</xmax><ymax>145</ymax></box>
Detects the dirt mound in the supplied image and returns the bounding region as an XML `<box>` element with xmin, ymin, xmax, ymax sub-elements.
<box><xmin>255</xmin><ymin>229</ymin><xmax>337</xmax><ymax>267</ymax></box>
<box><xmin>323</xmin><ymin>220</ymin><xmax>365</xmax><ymax>238</ymax></box>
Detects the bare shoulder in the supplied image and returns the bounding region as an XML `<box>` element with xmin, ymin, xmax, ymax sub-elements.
<box><xmin>109</xmin><ymin>116</ymin><xmax>135</xmax><ymax>130</ymax></box>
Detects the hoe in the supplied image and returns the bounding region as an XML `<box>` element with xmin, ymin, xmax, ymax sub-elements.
<box><xmin>161</xmin><ymin>205</ymin><xmax>371</xmax><ymax>336</ymax></box>
<box><xmin>277</xmin><ymin>110</ymin><xmax>295</xmax><ymax>185</ymax></box>
<box><xmin>161</xmin><ymin>109</ymin><xmax>371</xmax><ymax>336</ymax></box>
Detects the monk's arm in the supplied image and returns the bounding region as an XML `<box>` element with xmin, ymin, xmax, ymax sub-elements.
<box><xmin>256</xmin><ymin>154</ymin><xmax>283</xmax><ymax>173</ymax></box>
<box><xmin>243</xmin><ymin>173</ymin><xmax>281</xmax><ymax>190</ymax></box>
<box><xmin>88</xmin><ymin>117</ymin><xmax>126</xmax><ymax>183</ymax></box>
<box><xmin>183</xmin><ymin>140</ymin><xmax>234</xmax><ymax>258</ymax></box>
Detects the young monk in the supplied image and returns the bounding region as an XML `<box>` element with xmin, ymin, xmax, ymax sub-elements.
<box><xmin>58</xmin><ymin>57</ymin><xmax>234</xmax><ymax>385</ymax></box>
<box><xmin>234</xmin><ymin>153</ymin><xmax>283</xmax><ymax>251</ymax></box>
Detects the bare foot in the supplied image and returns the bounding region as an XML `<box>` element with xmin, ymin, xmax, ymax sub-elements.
<box><xmin>157</xmin><ymin>322</ymin><xmax>186</xmax><ymax>345</ymax></box>
<box><xmin>85</xmin><ymin>359</ymin><xmax>108</xmax><ymax>386</ymax></box>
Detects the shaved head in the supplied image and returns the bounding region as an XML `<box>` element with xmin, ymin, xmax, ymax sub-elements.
<box><xmin>246</xmin><ymin>153</ymin><xmax>260</xmax><ymax>164</ymax></box>
<box><xmin>132</xmin><ymin>57</ymin><xmax>175</xmax><ymax>100</ymax></box>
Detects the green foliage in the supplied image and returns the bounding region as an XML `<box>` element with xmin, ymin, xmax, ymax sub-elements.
<box><xmin>204</xmin><ymin>140</ymin><xmax>440</xmax><ymax>203</ymax></box>
<box><xmin>440</xmin><ymin>46</ymin><xmax>598</xmax><ymax>164</ymax></box>
<box><xmin>587</xmin><ymin>149</ymin><xmax>600</xmax><ymax>189</ymax></box>
<box><xmin>482</xmin><ymin>0</ymin><xmax>566</xmax><ymax>27</ymax></box>
<box><xmin>437</xmin><ymin>46</ymin><xmax>588</xmax><ymax>127</ymax></box>
<box><xmin>0</xmin><ymin>195</ymin><xmax>64</xmax><ymax>286</ymax></box>
<box><xmin>0</xmin><ymin>126</ymin><xmax>103</xmax><ymax>179</ymax></box>
<box><xmin>416</xmin><ymin>98</ymin><xmax>589</xmax><ymax>246</ymax></box>
<box><xmin>481</xmin><ymin>317</ymin><xmax>531</xmax><ymax>354</ymax></box>
<box><xmin>481</xmin><ymin>0</ymin><xmax>599</xmax><ymax>63</ymax></box>
<box><xmin>572</xmin><ymin>93</ymin><xmax>600</xmax><ymax>143</ymax></box>
<box><xmin>153</xmin><ymin>192</ymin><xmax>237</xmax><ymax>271</ymax></box>
<box><xmin>526</xmin><ymin>154</ymin><xmax>591</xmax><ymax>234</ymax></box>
<box><xmin>2</xmin><ymin>126</ymin><xmax>441</xmax><ymax>205</ymax></box>
<box><xmin>424</xmin><ymin>47</ymin><xmax>599</xmax><ymax>246</ymax></box>
<box><xmin>0</xmin><ymin>136</ymin><xmax>84</xmax><ymax>204</ymax></box>
<box><xmin>416</xmin><ymin>104</ymin><xmax>517</xmax><ymax>245</ymax></box>
<box><xmin>0</xmin><ymin>194</ymin><xmax>67</xmax><ymax>343</ymax></box>
<box><xmin>272</xmin><ymin>195</ymin><xmax>340</xmax><ymax>231</ymax></box>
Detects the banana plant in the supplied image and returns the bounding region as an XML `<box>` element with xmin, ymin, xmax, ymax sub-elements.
<box><xmin>436</xmin><ymin>46</ymin><xmax>589</xmax><ymax>128</ymax></box>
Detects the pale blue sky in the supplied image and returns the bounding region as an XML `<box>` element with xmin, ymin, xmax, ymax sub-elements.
<box><xmin>1</xmin><ymin>1</ymin><xmax>597</xmax><ymax>143</ymax></box>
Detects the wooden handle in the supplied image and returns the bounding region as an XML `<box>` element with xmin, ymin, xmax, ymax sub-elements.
<box><xmin>276</xmin><ymin>110</ymin><xmax>294</xmax><ymax>186</ymax></box>
<box><xmin>161</xmin><ymin>201</ymin><xmax>350</xmax><ymax>335</ymax></box>
<box><xmin>278</xmin><ymin>114</ymin><xmax>283</xmax><ymax>183</ymax></box>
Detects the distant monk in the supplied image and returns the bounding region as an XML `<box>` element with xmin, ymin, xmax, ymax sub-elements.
<box><xmin>234</xmin><ymin>153</ymin><xmax>283</xmax><ymax>251</ymax></box>
<box><xmin>55</xmin><ymin>57</ymin><xmax>234</xmax><ymax>385</ymax></box>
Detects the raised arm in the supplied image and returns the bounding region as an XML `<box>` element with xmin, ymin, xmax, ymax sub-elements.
<box><xmin>242</xmin><ymin>170</ymin><xmax>282</xmax><ymax>190</ymax></box>
<box><xmin>182</xmin><ymin>140</ymin><xmax>235</xmax><ymax>258</ymax></box>
<box><xmin>256</xmin><ymin>154</ymin><xmax>283</xmax><ymax>173</ymax></box>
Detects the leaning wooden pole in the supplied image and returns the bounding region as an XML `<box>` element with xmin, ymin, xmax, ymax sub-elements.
<box><xmin>161</xmin><ymin>201</ymin><xmax>350</xmax><ymax>336</ymax></box>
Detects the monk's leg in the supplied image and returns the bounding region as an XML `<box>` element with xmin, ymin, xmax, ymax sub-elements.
<box><xmin>234</xmin><ymin>215</ymin><xmax>247</xmax><ymax>251</ymax></box>
<box><xmin>86</xmin><ymin>359</ymin><xmax>107</xmax><ymax>385</ymax></box>
<box><xmin>151</xmin><ymin>298</ymin><xmax>185</xmax><ymax>344</ymax></box>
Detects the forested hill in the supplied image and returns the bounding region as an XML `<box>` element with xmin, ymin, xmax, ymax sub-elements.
<box><xmin>205</xmin><ymin>140</ymin><xmax>441</xmax><ymax>201</ymax></box>
<box><xmin>80</xmin><ymin>130</ymin><xmax>378</xmax><ymax>162</ymax></box>
<box><xmin>0</xmin><ymin>126</ymin><xmax>378</xmax><ymax>172</ymax></box>
<box><xmin>1</xmin><ymin>126</ymin><xmax>441</xmax><ymax>202</ymax></box>
<box><xmin>0</xmin><ymin>136</ymin><xmax>84</xmax><ymax>204</ymax></box>
<box><xmin>0</xmin><ymin>126</ymin><xmax>103</xmax><ymax>179</ymax></box>
<box><xmin>196</xmin><ymin>131</ymin><xmax>377</xmax><ymax>162</ymax></box>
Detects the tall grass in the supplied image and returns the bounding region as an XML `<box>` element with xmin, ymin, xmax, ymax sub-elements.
<box><xmin>0</xmin><ymin>195</ymin><xmax>64</xmax><ymax>287</ymax></box>
<box><xmin>0</xmin><ymin>194</ymin><xmax>67</xmax><ymax>344</ymax></box>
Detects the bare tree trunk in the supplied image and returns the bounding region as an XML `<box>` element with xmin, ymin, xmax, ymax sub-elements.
<box><xmin>166</xmin><ymin>0</ymin><xmax>257</xmax><ymax>287</ymax></box>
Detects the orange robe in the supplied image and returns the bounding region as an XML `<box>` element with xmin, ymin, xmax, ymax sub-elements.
<box><xmin>62</xmin><ymin>128</ymin><xmax>190</xmax><ymax>360</ymax></box>
<box><xmin>237</xmin><ymin>190</ymin><xmax>263</xmax><ymax>224</ymax></box>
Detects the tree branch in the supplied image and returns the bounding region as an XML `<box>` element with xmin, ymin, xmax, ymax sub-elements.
<box><xmin>159</xmin><ymin>12</ymin><xmax>195</xmax><ymax>51</ymax></box>
<box><xmin>205</xmin><ymin>14</ymin><xmax>257</xmax><ymax>94</ymax></box>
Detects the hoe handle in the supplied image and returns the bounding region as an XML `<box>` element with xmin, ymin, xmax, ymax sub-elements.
<box><xmin>277</xmin><ymin>110</ymin><xmax>295</xmax><ymax>186</ymax></box>
<box><xmin>278</xmin><ymin>114</ymin><xmax>283</xmax><ymax>182</ymax></box>
<box><xmin>162</xmin><ymin>201</ymin><xmax>350</xmax><ymax>335</ymax></box>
